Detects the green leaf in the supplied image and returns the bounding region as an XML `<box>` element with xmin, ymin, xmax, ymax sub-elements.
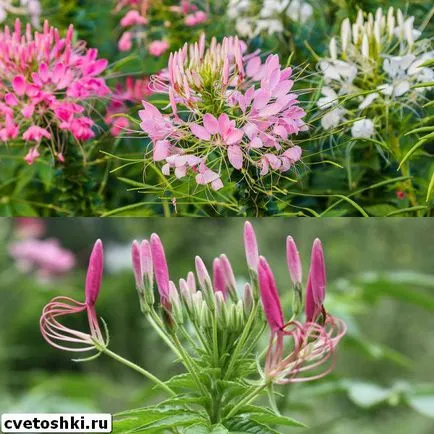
<box><xmin>240</xmin><ymin>411</ymin><xmax>306</xmax><ymax>428</ymax></box>
<box><xmin>225</xmin><ymin>417</ymin><xmax>280</xmax><ymax>434</ymax></box>
<box><xmin>114</xmin><ymin>407</ymin><xmax>206</xmax><ymax>433</ymax></box>
<box><xmin>183</xmin><ymin>423</ymin><xmax>229</xmax><ymax>434</ymax></box>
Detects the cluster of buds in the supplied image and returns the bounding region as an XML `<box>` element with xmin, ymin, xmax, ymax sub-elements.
<box><xmin>228</xmin><ymin>0</ymin><xmax>313</xmax><ymax>39</ymax></box>
<box><xmin>139</xmin><ymin>35</ymin><xmax>306</xmax><ymax>191</ymax></box>
<box><xmin>0</xmin><ymin>0</ymin><xmax>40</xmax><ymax>27</ymax></box>
<box><xmin>131</xmin><ymin>232</ymin><xmax>253</xmax><ymax>334</ymax></box>
<box><xmin>40</xmin><ymin>240</ymin><xmax>108</xmax><ymax>354</ymax></box>
<box><xmin>105</xmin><ymin>76</ymin><xmax>153</xmax><ymax>136</ymax></box>
<box><xmin>115</xmin><ymin>0</ymin><xmax>207</xmax><ymax>54</ymax></box>
<box><xmin>0</xmin><ymin>20</ymin><xmax>109</xmax><ymax>165</ymax></box>
<box><xmin>250</xmin><ymin>228</ymin><xmax>346</xmax><ymax>384</ymax></box>
<box><xmin>317</xmin><ymin>7</ymin><xmax>433</xmax><ymax>140</ymax></box>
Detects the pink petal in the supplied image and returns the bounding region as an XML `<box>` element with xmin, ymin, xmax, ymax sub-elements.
<box><xmin>253</xmin><ymin>89</ymin><xmax>271</xmax><ymax>110</ymax></box>
<box><xmin>203</xmin><ymin>113</ymin><xmax>219</xmax><ymax>135</ymax></box>
<box><xmin>153</xmin><ymin>140</ymin><xmax>170</xmax><ymax>161</ymax></box>
<box><xmin>227</xmin><ymin>145</ymin><xmax>243</xmax><ymax>169</ymax></box>
<box><xmin>191</xmin><ymin>123</ymin><xmax>211</xmax><ymax>141</ymax></box>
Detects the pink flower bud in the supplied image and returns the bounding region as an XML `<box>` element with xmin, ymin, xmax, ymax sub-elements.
<box><xmin>258</xmin><ymin>256</ymin><xmax>284</xmax><ymax>333</ymax></box>
<box><xmin>286</xmin><ymin>236</ymin><xmax>302</xmax><ymax>285</ymax></box>
<box><xmin>85</xmin><ymin>239</ymin><xmax>104</xmax><ymax>307</ymax></box>
<box><xmin>131</xmin><ymin>240</ymin><xmax>143</xmax><ymax>290</ymax></box>
<box><xmin>305</xmin><ymin>239</ymin><xmax>326</xmax><ymax>322</ymax></box>
<box><xmin>219</xmin><ymin>254</ymin><xmax>236</xmax><ymax>292</ymax></box>
<box><xmin>141</xmin><ymin>239</ymin><xmax>153</xmax><ymax>285</ymax></box>
<box><xmin>195</xmin><ymin>256</ymin><xmax>212</xmax><ymax>290</ymax></box>
<box><xmin>150</xmin><ymin>233</ymin><xmax>170</xmax><ymax>306</ymax></box>
<box><xmin>244</xmin><ymin>221</ymin><xmax>259</xmax><ymax>271</ymax></box>
<box><xmin>213</xmin><ymin>258</ymin><xmax>226</xmax><ymax>298</ymax></box>
<box><xmin>187</xmin><ymin>271</ymin><xmax>196</xmax><ymax>293</ymax></box>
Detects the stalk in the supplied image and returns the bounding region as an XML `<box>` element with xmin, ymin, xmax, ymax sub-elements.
<box><xmin>101</xmin><ymin>347</ymin><xmax>175</xmax><ymax>396</ymax></box>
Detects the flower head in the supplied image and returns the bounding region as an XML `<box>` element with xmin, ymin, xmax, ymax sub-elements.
<box><xmin>0</xmin><ymin>19</ymin><xmax>109</xmax><ymax>163</ymax></box>
<box><xmin>140</xmin><ymin>35</ymin><xmax>306</xmax><ymax>191</ymax></box>
<box><xmin>40</xmin><ymin>240</ymin><xmax>108</xmax><ymax>354</ymax></box>
<box><xmin>256</xmin><ymin>226</ymin><xmax>346</xmax><ymax>385</ymax></box>
<box><xmin>317</xmin><ymin>7</ymin><xmax>433</xmax><ymax>145</ymax></box>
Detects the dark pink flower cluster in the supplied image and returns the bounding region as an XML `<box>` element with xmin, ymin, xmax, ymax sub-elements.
<box><xmin>139</xmin><ymin>35</ymin><xmax>307</xmax><ymax>190</ymax></box>
<box><xmin>116</xmin><ymin>0</ymin><xmax>208</xmax><ymax>54</ymax></box>
<box><xmin>0</xmin><ymin>20</ymin><xmax>109</xmax><ymax>164</ymax></box>
<box><xmin>105</xmin><ymin>76</ymin><xmax>153</xmax><ymax>136</ymax></box>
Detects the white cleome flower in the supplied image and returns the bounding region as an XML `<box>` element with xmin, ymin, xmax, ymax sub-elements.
<box><xmin>319</xmin><ymin>60</ymin><xmax>358</xmax><ymax>84</ymax></box>
<box><xmin>317</xmin><ymin>87</ymin><xmax>339</xmax><ymax>109</ymax></box>
<box><xmin>287</xmin><ymin>0</ymin><xmax>313</xmax><ymax>24</ymax></box>
<box><xmin>351</xmin><ymin>119</ymin><xmax>375</xmax><ymax>139</ymax></box>
<box><xmin>321</xmin><ymin>108</ymin><xmax>346</xmax><ymax>130</ymax></box>
<box><xmin>359</xmin><ymin>92</ymin><xmax>379</xmax><ymax>110</ymax></box>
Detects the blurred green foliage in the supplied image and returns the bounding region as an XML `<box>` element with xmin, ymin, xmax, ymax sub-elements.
<box><xmin>0</xmin><ymin>218</ymin><xmax>433</xmax><ymax>432</ymax></box>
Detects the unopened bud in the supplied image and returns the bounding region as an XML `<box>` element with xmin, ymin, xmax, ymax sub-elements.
<box><xmin>243</xmin><ymin>283</ymin><xmax>253</xmax><ymax>317</ymax></box>
<box><xmin>169</xmin><ymin>281</ymin><xmax>183</xmax><ymax>324</ymax></box>
<box><xmin>179</xmin><ymin>278</ymin><xmax>193</xmax><ymax>311</ymax></box>
<box><xmin>341</xmin><ymin>19</ymin><xmax>351</xmax><ymax>53</ymax></box>
<box><xmin>361</xmin><ymin>33</ymin><xmax>370</xmax><ymax>58</ymax></box>
<box><xmin>329</xmin><ymin>37</ymin><xmax>337</xmax><ymax>60</ymax></box>
<box><xmin>219</xmin><ymin>254</ymin><xmax>238</xmax><ymax>300</ymax></box>
<box><xmin>195</xmin><ymin>256</ymin><xmax>215</xmax><ymax>309</ymax></box>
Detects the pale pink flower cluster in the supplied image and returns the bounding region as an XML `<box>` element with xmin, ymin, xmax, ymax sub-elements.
<box><xmin>116</xmin><ymin>0</ymin><xmax>208</xmax><ymax>54</ymax></box>
<box><xmin>0</xmin><ymin>20</ymin><xmax>109</xmax><ymax>165</ymax></box>
<box><xmin>105</xmin><ymin>76</ymin><xmax>153</xmax><ymax>136</ymax></box>
<box><xmin>9</xmin><ymin>238</ymin><xmax>76</xmax><ymax>279</ymax></box>
<box><xmin>139</xmin><ymin>35</ymin><xmax>307</xmax><ymax>190</ymax></box>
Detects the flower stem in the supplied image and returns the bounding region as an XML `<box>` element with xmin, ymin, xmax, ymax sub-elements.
<box><xmin>101</xmin><ymin>347</ymin><xmax>176</xmax><ymax>396</ymax></box>
<box><xmin>224</xmin><ymin>303</ymin><xmax>260</xmax><ymax>380</ymax></box>
<box><xmin>224</xmin><ymin>384</ymin><xmax>268</xmax><ymax>420</ymax></box>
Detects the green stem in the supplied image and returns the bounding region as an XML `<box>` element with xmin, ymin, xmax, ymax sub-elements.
<box><xmin>224</xmin><ymin>303</ymin><xmax>260</xmax><ymax>380</ymax></box>
<box><xmin>101</xmin><ymin>347</ymin><xmax>175</xmax><ymax>396</ymax></box>
<box><xmin>224</xmin><ymin>384</ymin><xmax>268</xmax><ymax>420</ymax></box>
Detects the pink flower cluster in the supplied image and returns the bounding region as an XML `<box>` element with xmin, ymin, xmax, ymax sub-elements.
<box><xmin>106</xmin><ymin>76</ymin><xmax>153</xmax><ymax>136</ymax></box>
<box><xmin>0</xmin><ymin>20</ymin><xmax>109</xmax><ymax>165</ymax></box>
<box><xmin>9</xmin><ymin>238</ymin><xmax>76</xmax><ymax>279</ymax></box>
<box><xmin>139</xmin><ymin>35</ymin><xmax>307</xmax><ymax>190</ymax></box>
<box><xmin>252</xmin><ymin>226</ymin><xmax>346</xmax><ymax>384</ymax></box>
<box><xmin>116</xmin><ymin>0</ymin><xmax>208</xmax><ymax>54</ymax></box>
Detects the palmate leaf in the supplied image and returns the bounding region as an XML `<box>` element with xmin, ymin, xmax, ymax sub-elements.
<box><xmin>113</xmin><ymin>406</ymin><xmax>207</xmax><ymax>433</ymax></box>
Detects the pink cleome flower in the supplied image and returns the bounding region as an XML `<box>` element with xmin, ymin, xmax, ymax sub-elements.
<box><xmin>9</xmin><ymin>238</ymin><xmax>76</xmax><ymax>279</ymax></box>
<box><xmin>115</xmin><ymin>0</ymin><xmax>208</xmax><ymax>54</ymax></box>
<box><xmin>105</xmin><ymin>76</ymin><xmax>153</xmax><ymax>136</ymax></box>
<box><xmin>0</xmin><ymin>19</ymin><xmax>110</xmax><ymax>164</ymax></box>
<box><xmin>139</xmin><ymin>35</ymin><xmax>307</xmax><ymax>190</ymax></box>
<box><xmin>256</xmin><ymin>230</ymin><xmax>346</xmax><ymax>385</ymax></box>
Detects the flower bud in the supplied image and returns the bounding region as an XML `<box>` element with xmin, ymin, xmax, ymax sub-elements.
<box><xmin>187</xmin><ymin>271</ymin><xmax>197</xmax><ymax>293</ymax></box>
<box><xmin>361</xmin><ymin>33</ymin><xmax>370</xmax><ymax>58</ymax></box>
<box><xmin>150</xmin><ymin>233</ymin><xmax>170</xmax><ymax>310</ymax></box>
<box><xmin>243</xmin><ymin>283</ymin><xmax>253</xmax><ymax>317</ymax></box>
<box><xmin>213</xmin><ymin>258</ymin><xmax>227</xmax><ymax>298</ymax></box>
<box><xmin>341</xmin><ymin>19</ymin><xmax>351</xmax><ymax>53</ymax></box>
<box><xmin>169</xmin><ymin>281</ymin><xmax>183</xmax><ymax>324</ymax></box>
<box><xmin>329</xmin><ymin>37</ymin><xmax>337</xmax><ymax>60</ymax></box>
<box><xmin>195</xmin><ymin>256</ymin><xmax>215</xmax><ymax>309</ymax></box>
<box><xmin>215</xmin><ymin>291</ymin><xmax>226</xmax><ymax>326</ymax></box>
<box><xmin>220</xmin><ymin>254</ymin><xmax>238</xmax><ymax>300</ymax></box>
<box><xmin>131</xmin><ymin>240</ymin><xmax>154</xmax><ymax>312</ymax></box>
<box><xmin>179</xmin><ymin>278</ymin><xmax>193</xmax><ymax>311</ymax></box>
<box><xmin>244</xmin><ymin>221</ymin><xmax>259</xmax><ymax>272</ymax></box>
<box><xmin>286</xmin><ymin>236</ymin><xmax>302</xmax><ymax>286</ymax></box>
